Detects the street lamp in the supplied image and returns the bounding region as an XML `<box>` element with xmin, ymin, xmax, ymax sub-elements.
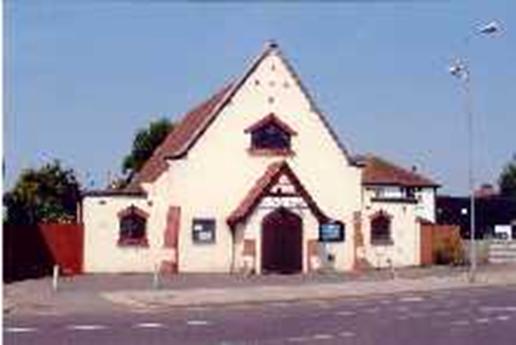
<box><xmin>449</xmin><ymin>20</ymin><xmax>501</xmax><ymax>283</ymax></box>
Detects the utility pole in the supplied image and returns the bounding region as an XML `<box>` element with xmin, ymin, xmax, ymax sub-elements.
<box><xmin>449</xmin><ymin>20</ymin><xmax>502</xmax><ymax>283</ymax></box>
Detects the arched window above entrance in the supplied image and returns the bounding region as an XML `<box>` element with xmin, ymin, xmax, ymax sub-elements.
<box><xmin>244</xmin><ymin>113</ymin><xmax>296</xmax><ymax>155</ymax></box>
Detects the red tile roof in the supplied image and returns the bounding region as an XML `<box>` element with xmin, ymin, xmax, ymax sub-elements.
<box><xmin>227</xmin><ymin>161</ymin><xmax>329</xmax><ymax>227</ymax></box>
<box><xmin>125</xmin><ymin>82</ymin><xmax>234</xmax><ymax>191</ymax></box>
<box><xmin>244</xmin><ymin>113</ymin><xmax>298</xmax><ymax>135</ymax></box>
<box><xmin>362</xmin><ymin>155</ymin><xmax>439</xmax><ymax>187</ymax></box>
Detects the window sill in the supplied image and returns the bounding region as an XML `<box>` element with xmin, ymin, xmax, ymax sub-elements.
<box><xmin>117</xmin><ymin>238</ymin><xmax>149</xmax><ymax>248</ymax></box>
<box><xmin>247</xmin><ymin>148</ymin><xmax>294</xmax><ymax>157</ymax></box>
<box><xmin>371</xmin><ymin>197</ymin><xmax>418</xmax><ymax>204</ymax></box>
<box><xmin>371</xmin><ymin>239</ymin><xmax>394</xmax><ymax>246</ymax></box>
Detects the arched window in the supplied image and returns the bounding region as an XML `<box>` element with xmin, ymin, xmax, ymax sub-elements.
<box><xmin>251</xmin><ymin>122</ymin><xmax>291</xmax><ymax>150</ymax></box>
<box><xmin>117</xmin><ymin>205</ymin><xmax>149</xmax><ymax>247</ymax></box>
<box><xmin>370</xmin><ymin>211</ymin><xmax>393</xmax><ymax>245</ymax></box>
<box><xmin>244</xmin><ymin>113</ymin><xmax>297</xmax><ymax>155</ymax></box>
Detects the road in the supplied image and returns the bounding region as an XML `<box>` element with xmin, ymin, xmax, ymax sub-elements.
<box><xmin>4</xmin><ymin>285</ymin><xmax>516</xmax><ymax>345</ymax></box>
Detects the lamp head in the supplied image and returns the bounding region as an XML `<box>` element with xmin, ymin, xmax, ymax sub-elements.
<box><xmin>478</xmin><ymin>21</ymin><xmax>501</xmax><ymax>35</ymax></box>
<box><xmin>448</xmin><ymin>59</ymin><xmax>468</xmax><ymax>79</ymax></box>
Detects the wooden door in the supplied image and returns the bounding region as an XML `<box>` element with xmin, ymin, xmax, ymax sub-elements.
<box><xmin>261</xmin><ymin>208</ymin><xmax>302</xmax><ymax>274</ymax></box>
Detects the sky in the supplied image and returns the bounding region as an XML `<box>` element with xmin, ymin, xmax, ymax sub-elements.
<box><xmin>4</xmin><ymin>0</ymin><xmax>516</xmax><ymax>195</ymax></box>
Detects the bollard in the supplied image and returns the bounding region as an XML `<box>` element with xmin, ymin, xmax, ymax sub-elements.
<box><xmin>152</xmin><ymin>264</ymin><xmax>160</xmax><ymax>290</ymax></box>
<box><xmin>387</xmin><ymin>258</ymin><xmax>397</xmax><ymax>280</ymax></box>
<box><xmin>52</xmin><ymin>265</ymin><xmax>59</xmax><ymax>291</ymax></box>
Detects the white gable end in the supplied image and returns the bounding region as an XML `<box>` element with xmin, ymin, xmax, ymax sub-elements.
<box><xmin>81</xmin><ymin>42</ymin><xmax>432</xmax><ymax>275</ymax></box>
<box><xmin>157</xmin><ymin>45</ymin><xmax>361</xmax><ymax>220</ymax></box>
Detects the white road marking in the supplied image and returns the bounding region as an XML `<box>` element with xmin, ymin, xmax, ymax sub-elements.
<box><xmin>475</xmin><ymin>318</ymin><xmax>490</xmax><ymax>324</ymax></box>
<box><xmin>287</xmin><ymin>336</ymin><xmax>310</xmax><ymax>343</ymax></box>
<box><xmin>496</xmin><ymin>315</ymin><xmax>511</xmax><ymax>321</ymax></box>
<box><xmin>134</xmin><ymin>322</ymin><xmax>165</xmax><ymax>328</ymax></box>
<box><xmin>336</xmin><ymin>311</ymin><xmax>356</xmax><ymax>317</ymax></box>
<box><xmin>5</xmin><ymin>327</ymin><xmax>37</xmax><ymax>333</ymax></box>
<box><xmin>433</xmin><ymin>310</ymin><xmax>451</xmax><ymax>316</ymax></box>
<box><xmin>339</xmin><ymin>331</ymin><xmax>356</xmax><ymax>338</ymax></box>
<box><xmin>312</xmin><ymin>334</ymin><xmax>334</xmax><ymax>340</ymax></box>
<box><xmin>399</xmin><ymin>296</ymin><xmax>424</xmax><ymax>303</ymax></box>
<box><xmin>68</xmin><ymin>324</ymin><xmax>107</xmax><ymax>331</ymax></box>
<box><xmin>380</xmin><ymin>300</ymin><xmax>392</xmax><ymax>305</ymax></box>
<box><xmin>480</xmin><ymin>306</ymin><xmax>516</xmax><ymax>313</ymax></box>
<box><xmin>186</xmin><ymin>320</ymin><xmax>210</xmax><ymax>326</ymax></box>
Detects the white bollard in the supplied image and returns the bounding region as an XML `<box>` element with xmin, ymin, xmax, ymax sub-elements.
<box><xmin>152</xmin><ymin>264</ymin><xmax>160</xmax><ymax>290</ymax></box>
<box><xmin>52</xmin><ymin>265</ymin><xmax>59</xmax><ymax>291</ymax></box>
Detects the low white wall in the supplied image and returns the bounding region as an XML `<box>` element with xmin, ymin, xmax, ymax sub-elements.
<box><xmin>82</xmin><ymin>196</ymin><xmax>174</xmax><ymax>273</ymax></box>
<box><xmin>361</xmin><ymin>198</ymin><xmax>421</xmax><ymax>268</ymax></box>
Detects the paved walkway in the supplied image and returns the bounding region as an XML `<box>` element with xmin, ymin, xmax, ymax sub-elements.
<box><xmin>5</xmin><ymin>264</ymin><xmax>516</xmax><ymax>316</ymax></box>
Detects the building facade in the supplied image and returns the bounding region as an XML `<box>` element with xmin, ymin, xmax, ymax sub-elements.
<box><xmin>82</xmin><ymin>42</ymin><xmax>438</xmax><ymax>274</ymax></box>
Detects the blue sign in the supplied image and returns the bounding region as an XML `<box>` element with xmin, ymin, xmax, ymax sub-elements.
<box><xmin>319</xmin><ymin>221</ymin><xmax>345</xmax><ymax>242</ymax></box>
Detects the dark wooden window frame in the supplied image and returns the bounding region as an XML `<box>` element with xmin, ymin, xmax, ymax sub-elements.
<box><xmin>117</xmin><ymin>205</ymin><xmax>149</xmax><ymax>247</ymax></box>
<box><xmin>245</xmin><ymin>114</ymin><xmax>296</xmax><ymax>156</ymax></box>
<box><xmin>251</xmin><ymin>122</ymin><xmax>291</xmax><ymax>150</ymax></box>
<box><xmin>370</xmin><ymin>211</ymin><xmax>393</xmax><ymax>246</ymax></box>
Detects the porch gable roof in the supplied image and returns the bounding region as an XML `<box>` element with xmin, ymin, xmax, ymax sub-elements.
<box><xmin>227</xmin><ymin>161</ymin><xmax>329</xmax><ymax>227</ymax></box>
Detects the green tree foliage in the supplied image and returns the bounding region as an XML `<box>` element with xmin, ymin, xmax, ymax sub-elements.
<box><xmin>122</xmin><ymin>118</ymin><xmax>174</xmax><ymax>178</ymax></box>
<box><xmin>3</xmin><ymin>161</ymin><xmax>81</xmax><ymax>225</ymax></box>
<box><xmin>499</xmin><ymin>154</ymin><xmax>516</xmax><ymax>197</ymax></box>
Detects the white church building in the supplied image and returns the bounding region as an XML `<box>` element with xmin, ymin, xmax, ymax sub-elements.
<box><xmin>82</xmin><ymin>41</ymin><xmax>439</xmax><ymax>274</ymax></box>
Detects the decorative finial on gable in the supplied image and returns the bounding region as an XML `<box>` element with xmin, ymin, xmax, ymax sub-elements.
<box><xmin>265</xmin><ymin>39</ymin><xmax>279</xmax><ymax>50</ymax></box>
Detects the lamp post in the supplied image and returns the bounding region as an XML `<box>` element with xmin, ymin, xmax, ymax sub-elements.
<box><xmin>449</xmin><ymin>21</ymin><xmax>501</xmax><ymax>283</ymax></box>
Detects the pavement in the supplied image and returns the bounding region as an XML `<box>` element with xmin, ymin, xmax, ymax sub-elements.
<box><xmin>4</xmin><ymin>264</ymin><xmax>516</xmax><ymax>317</ymax></box>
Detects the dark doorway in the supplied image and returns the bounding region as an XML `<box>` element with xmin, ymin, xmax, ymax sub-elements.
<box><xmin>261</xmin><ymin>208</ymin><xmax>302</xmax><ymax>274</ymax></box>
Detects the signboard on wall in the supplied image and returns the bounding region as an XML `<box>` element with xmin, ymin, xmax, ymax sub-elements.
<box><xmin>319</xmin><ymin>221</ymin><xmax>345</xmax><ymax>242</ymax></box>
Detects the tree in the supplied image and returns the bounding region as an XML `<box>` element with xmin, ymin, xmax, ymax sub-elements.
<box><xmin>499</xmin><ymin>154</ymin><xmax>516</xmax><ymax>197</ymax></box>
<box><xmin>3</xmin><ymin>161</ymin><xmax>81</xmax><ymax>225</ymax></box>
<box><xmin>121</xmin><ymin>118</ymin><xmax>174</xmax><ymax>179</ymax></box>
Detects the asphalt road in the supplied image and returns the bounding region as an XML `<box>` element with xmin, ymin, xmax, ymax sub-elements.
<box><xmin>5</xmin><ymin>285</ymin><xmax>516</xmax><ymax>345</ymax></box>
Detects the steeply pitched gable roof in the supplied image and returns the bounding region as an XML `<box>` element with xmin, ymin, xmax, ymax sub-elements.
<box><xmin>361</xmin><ymin>155</ymin><xmax>439</xmax><ymax>188</ymax></box>
<box><xmin>126</xmin><ymin>41</ymin><xmax>355</xmax><ymax>192</ymax></box>
<box><xmin>227</xmin><ymin>161</ymin><xmax>329</xmax><ymax>227</ymax></box>
<box><xmin>126</xmin><ymin>83</ymin><xmax>233</xmax><ymax>191</ymax></box>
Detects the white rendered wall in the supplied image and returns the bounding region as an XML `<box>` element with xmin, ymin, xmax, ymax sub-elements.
<box><xmin>82</xmin><ymin>196</ymin><xmax>175</xmax><ymax>273</ymax></box>
<box><xmin>415</xmin><ymin>188</ymin><xmax>436</xmax><ymax>223</ymax></box>
<box><xmin>361</xmin><ymin>189</ymin><xmax>421</xmax><ymax>268</ymax></box>
<box><xmin>142</xmin><ymin>51</ymin><xmax>361</xmax><ymax>273</ymax></box>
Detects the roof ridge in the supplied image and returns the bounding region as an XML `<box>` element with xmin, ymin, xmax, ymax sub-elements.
<box><xmin>363</xmin><ymin>154</ymin><xmax>439</xmax><ymax>187</ymax></box>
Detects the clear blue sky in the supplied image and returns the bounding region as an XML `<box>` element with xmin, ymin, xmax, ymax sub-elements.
<box><xmin>4</xmin><ymin>1</ymin><xmax>515</xmax><ymax>195</ymax></box>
